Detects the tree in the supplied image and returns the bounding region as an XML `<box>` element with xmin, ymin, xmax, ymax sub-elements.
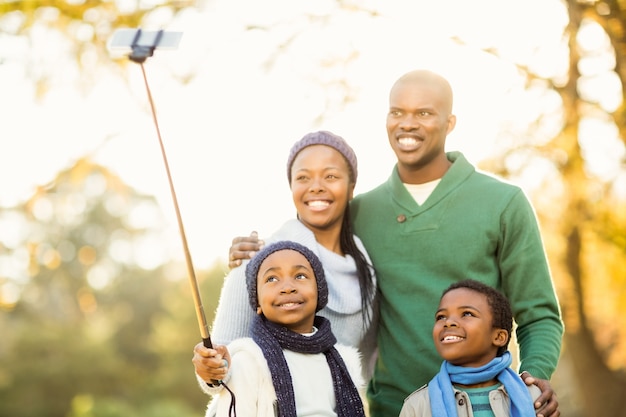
<box><xmin>0</xmin><ymin>0</ymin><xmax>193</xmax><ymax>96</ymax></box>
<box><xmin>3</xmin><ymin>1</ymin><xmax>626</xmax><ymax>415</ymax></box>
<box><xmin>0</xmin><ymin>158</ymin><xmax>225</xmax><ymax>416</ymax></box>
<box><xmin>479</xmin><ymin>1</ymin><xmax>626</xmax><ymax>415</ymax></box>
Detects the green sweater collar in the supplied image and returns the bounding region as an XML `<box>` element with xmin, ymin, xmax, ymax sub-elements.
<box><xmin>388</xmin><ymin>151</ymin><xmax>475</xmax><ymax>211</ymax></box>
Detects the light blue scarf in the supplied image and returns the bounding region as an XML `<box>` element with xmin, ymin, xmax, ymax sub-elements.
<box><xmin>428</xmin><ymin>352</ymin><xmax>535</xmax><ymax>417</ymax></box>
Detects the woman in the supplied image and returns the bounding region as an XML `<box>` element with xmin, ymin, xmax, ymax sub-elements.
<box><xmin>193</xmin><ymin>130</ymin><xmax>377</xmax><ymax>387</ymax></box>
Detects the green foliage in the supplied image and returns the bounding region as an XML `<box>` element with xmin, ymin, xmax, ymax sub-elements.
<box><xmin>0</xmin><ymin>159</ymin><xmax>226</xmax><ymax>416</ymax></box>
<box><xmin>0</xmin><ymin>0</ymin><xmax>194</xmax><ymax>96</ymax></box>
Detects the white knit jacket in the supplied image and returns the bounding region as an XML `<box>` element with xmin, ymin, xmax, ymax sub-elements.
<box><xmin>198</xmin><ymin>338</ymin><xmax>365</xmax><ymax>417</ymax></box>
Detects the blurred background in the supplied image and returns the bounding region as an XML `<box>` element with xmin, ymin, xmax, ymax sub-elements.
<box><xmin>1</xmin><ymin>0</ymin><xmax>625</xmax><ymax>416</ymax></box>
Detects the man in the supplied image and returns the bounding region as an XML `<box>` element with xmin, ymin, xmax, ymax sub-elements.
<box><xmin>229</xmin><ymin>69</ymin><xmax>563</xmax><ymax>417</ymax></box>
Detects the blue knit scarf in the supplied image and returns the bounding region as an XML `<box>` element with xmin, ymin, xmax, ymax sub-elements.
<box><xmin>428</xmin><ymin>352</ymin><xmax>535</xmax><ymax>417</ymax></box>
<box><xmin>251</xmin><ymin>314</ymin><xmax>365</xmax><ymax>417</ymax></box>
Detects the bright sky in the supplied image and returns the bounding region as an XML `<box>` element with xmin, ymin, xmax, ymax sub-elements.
<box><xmin>1</xmin><ymin>0</ymin><xmax>576</xmax><ymax>268</ymax></box>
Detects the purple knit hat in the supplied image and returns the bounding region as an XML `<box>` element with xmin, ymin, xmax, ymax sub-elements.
<box><xmin>286</xmin><ymin>130</ymin><xmax>358</xmax><ymax>184</ymax></box>
<box><xmin>245</xmin><ymin>240</ymin><xmax>329</xmax><ymax>313</ymax></box>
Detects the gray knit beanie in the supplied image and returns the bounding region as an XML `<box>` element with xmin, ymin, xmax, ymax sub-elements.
<box><xmin>245</xmin><ymin>240</ymin><xmax>329</xmax><ymax>313</ymax></box>
<box><xmin>286</xmin><ymin>130</ymin><xmax>358</xmax><ymax>184</ymax></box>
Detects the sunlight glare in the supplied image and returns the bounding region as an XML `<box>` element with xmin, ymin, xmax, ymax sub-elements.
<box><xmin>579</xmin><ymin>117</ymin><xmax>626</xmax><ymax>180</ymax></box>
<box><xmin>2</xmin><ymin>0</ymin><xmax>622</xmax><ymax>268</ymax></box>
<box><xmin>87</xmin><ymin>262</ymin><xmax>115</xmax><ymax>290</ymax></box>
<box><xmin>0</xmin><ymin>280</ymin><xmax>21</xmax><ymax>308</ymax></box>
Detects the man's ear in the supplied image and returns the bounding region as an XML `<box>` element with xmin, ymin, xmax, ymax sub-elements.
<box><xmin>446</xmin><ymin>114</ymin><xmax>457</xmax><ymax>135</ymax></box>
<box><xmin>256</xmin><ymin>306</ymin><xmax>263</xmax><ymax>315</ymax></box>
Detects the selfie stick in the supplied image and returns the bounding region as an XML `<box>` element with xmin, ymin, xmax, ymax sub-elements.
<box><xmin>109</xmin><ymin>29</ymin><xmax>213</xmax><ymax>349</ymax></box>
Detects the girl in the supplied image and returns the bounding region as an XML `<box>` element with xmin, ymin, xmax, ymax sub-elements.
<box><xmin>203</xmin><ymin>240</ymin><xmax>366</xmax><ymax>417</ymax></box>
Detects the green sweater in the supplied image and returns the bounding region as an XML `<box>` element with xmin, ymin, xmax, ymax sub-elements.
<box><xmin>350</xmin><ymin>152</ymin><xmax>563</xmax><ymax>417</ymax></box>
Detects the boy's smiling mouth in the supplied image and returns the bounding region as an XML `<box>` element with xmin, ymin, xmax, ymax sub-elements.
<box><xmin>441</xmin><ymin>334</ymin><xmax>464</xmax><ymax>343</ymax></box>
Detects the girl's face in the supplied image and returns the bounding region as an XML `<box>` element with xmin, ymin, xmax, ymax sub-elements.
<box><xmin>289</xmin><ymin>145</ymin><xmax>355</xmax><ymax>235</ymax></box>
<box><xmin>256</xmin><ymin>249</ymin><xmax>318</xmax><ymax>333</ymax></box>
<box><xmin>432</xmin><ymin>288</ymin><xmax>508</xmax><ymax>368</ymax></box>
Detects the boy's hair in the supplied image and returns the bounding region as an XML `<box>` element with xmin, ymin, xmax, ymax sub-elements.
<box><xmin>245</xmin><ymin>240</ymin><xmax>329</xmax><ymax>313</ymax></box>
<box><xmin>442</xmin><ymin>279</ymin><xmax>513</xmax><ymax>356</ymax></box>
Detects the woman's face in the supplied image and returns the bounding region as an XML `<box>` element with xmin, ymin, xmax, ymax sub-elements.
<box><xmin>289</xmin><ymin>145</ymin><xmax>354</xmax><ymax>235</ymax></box>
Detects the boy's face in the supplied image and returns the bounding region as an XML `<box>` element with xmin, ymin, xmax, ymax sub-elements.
<box><xmin>256</xmin><ymin>249</ymin><xmax>318</xmax><ymax>333</ymax></box>
<box><xmin>433</xmin><ymin>288</ymin><xmax>508</xmax><ymax>367</ymax></box>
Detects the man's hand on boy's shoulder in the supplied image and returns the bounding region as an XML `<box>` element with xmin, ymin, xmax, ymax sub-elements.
<box><xmin>520</xmin><ymin>371</ymin><xmax>560</xmax><ymax>417</ymax></box>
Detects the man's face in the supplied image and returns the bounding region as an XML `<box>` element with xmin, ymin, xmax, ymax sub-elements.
<box><xmin>386</xmin><ymin>79</ymin><xmax>456</xmax><ymax>179</ymax></box>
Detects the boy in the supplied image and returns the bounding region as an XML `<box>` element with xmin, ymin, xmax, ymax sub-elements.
<box><xmin>197</xmin><ymin>240</ymin><xmax>365</xmax><ymax>417</ymax></box>
<box><xmin>399</xmin><ymin>279</ymin><xmax>540</xmax><ymax>417</ymax></box>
